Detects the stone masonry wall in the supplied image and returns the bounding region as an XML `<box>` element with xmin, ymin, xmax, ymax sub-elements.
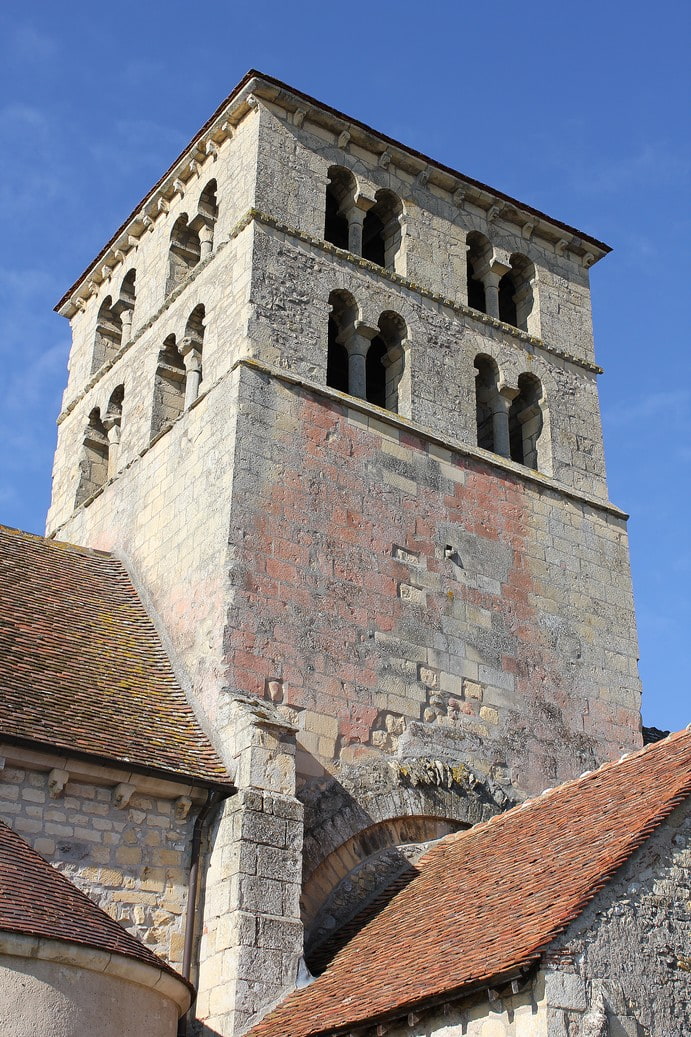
<box><xmin>0</xmin><ymin>762</ymin><xmax>197</xmax><ymax>971</ymax></box>
<box><xmin>223</xmin><ymin>363</ymin><xmax>641</xmax><ymax>804</ymax></box>
<box><xmin>248</xmin><ymin>226</ymin><xmax>608</xmax><ymax>499</ymax></box>
<box><xmin>543</xmin><ymin>798</ymin><xmax>691</xmax><ymax>1036</ymax></box>
<box><xmin>60</xmin><ymin>108</ymin><xmax>259</xmax><ymax>406</ymax></box>
<box><xmin>49</xmin><ymin>373</ymin><xmax>243</xmax><ymax>733</ymax></box>
<box><xmin>254</xmin><ymin>103</ymin><xmax>598</xmax><ymax>366</ymax></box>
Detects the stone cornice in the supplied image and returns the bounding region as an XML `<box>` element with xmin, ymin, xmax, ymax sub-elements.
<box><xmin>0</xmin><ymin>739</ymin><xmax>219</xmax><ymax>799</ymax></box>
<box><xmin>55</xmin><ymin>71</ymin><xmax>609</xmax><ymax>316</ymax></box>
<box><xmin>0</xmin><ymin>931</ymin><xmax>192</xmax><ymax>1014</ymax></box>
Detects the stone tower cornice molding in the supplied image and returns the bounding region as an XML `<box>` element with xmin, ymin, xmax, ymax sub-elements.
<box><xmin>55</xmin><ymin>71</ymin><xmax>610</xmax><ymax>318</ymax></box>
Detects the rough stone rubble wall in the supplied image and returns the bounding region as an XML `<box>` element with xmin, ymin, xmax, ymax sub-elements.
<box><xmin>0</xmin><ymin>764</ymin><xmax>195</xmax><ymax>970</ymax></box>
<box><xmin>223</xmin><ymin>364</ymin><xmax>641</xmax><ymax>802</ymax></box>
<box><xmin>543</xmin><ymin>798</ymin><xmax>691</xmax><ymax>1036</ymax></box>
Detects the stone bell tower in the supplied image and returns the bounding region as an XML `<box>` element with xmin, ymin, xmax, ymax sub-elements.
<box><xmin>47</xmin><ymin>71</ymin><xmax>642</xmax><ymax>1032</ymax></box>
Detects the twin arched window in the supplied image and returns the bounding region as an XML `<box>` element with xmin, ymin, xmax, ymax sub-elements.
<box><xmin>467</xmin><ymin>234</ymin><xmax>536</xmax><ymax>333</ymax></box>
<box><xmin>91</xmin><ymin>270</ymin><xmax>137</xmax><ymax>374</ymax></box>
<box><xmin>327</xmin><ymin>290</ymin><xmax>406</xmax><ymax>413</ymax></box>
<box><xmin>474</xmin><ymin>354</ymin><xmax>547</xmax><ymax>471</ymax></box>
<box><xmin>324</xmin><ymin>167</ymin><xmax>403</xmax><ymax>274</ymax></box>
<box><xmin>166</xmin><ymin>179</ymin><xmax>218</xmax><ymax>297</ymax></box>
<box><xmin>75</xmin><ymin>385</ymin><xmax>125</xmax><ymax>505</ymax></box>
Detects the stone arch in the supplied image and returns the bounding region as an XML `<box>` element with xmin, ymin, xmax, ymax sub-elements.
<box><xmin>509</xmin><ymin>371</ymin><xmax>549</xmax><ymax>471</ymax></box>
<box><xmin>166</xmin><ymin>215</ymin><xmax>201</xmax><ymax>297</ymax></box>
<box><xmin>151</xmin><ymin>335</ymin><xmax>185</xmax><ymax>438</ymax></box>
<box><xmin>114</xmin><ymin>269</ymin><xmax>136</xmax><ymax>343</ymax></box>
<box><xmin>303</xmin><ymin>814</ymin><xmax>463</xmax><ymax>973</ymax></box>
<box><xmin>324</xmin><ymin>166</ymin><xmax>357</xmax><ymax>250</ymax></box>
<box><xmin>466</xmin><ymin>231</ymin><xmax>493</xmax><ymax>313</ymax></box>
<box><xmin>91</xmin><ymin>296</ymin><xmax>122</xmax><ymax>373</ymax></box>
<box><xmin>366</xmin><ymin>310</ymin><xmax>408</xmax><ymax>413</ymax></box>
<box><xmin>75</xmin><ymin>408</ymin><xmax>108</xmax><ymax>506</ymax></box>
<box><xmin>362</xmin><ymin>189</ymin><xmax>404</xmax><ymax>271</ymax></box>
<box><xmin>499</xmin><ymin>253</ymin><xmax>537</xmax><ymax>333</ymax></box>
<box><xmin>474</xmin><ymin>353</ymin><xmax>501</xmax><ymax>452</ymax></box>
<box><xmin>327</xmin><ymin>289</ymin><xmax>359</xmax><ymax>394</ymax></box>
<box><xmin>181</xmin><ymin>304</ymin><xmax>205</xmax><ymax>406</ymax></box>
<box><xmin>193</xmin><ymin>179</ymin><xmax>218</xmax><ymax>259</ymax></box>
<box><xmin>104</xmin><ymin>385</ymin><xmax>124</xmax><ymax>479</ymax></box>
<box><xmin>300</xmin><ymin>760</ymin><xmax>511</xmax><ymax>971</ymax></box>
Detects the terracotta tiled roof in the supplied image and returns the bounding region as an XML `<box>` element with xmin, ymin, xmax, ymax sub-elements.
<box><xmin>250</xmin><ymin>729</ymin><xmax>691</xmax><ymax>1037</ymax></box>
<box><xmin>0</xmin><ymin>819</ymin><xmax>189</xmax><ymax>985</ymax></box>
<box><xmin>0</xmin><ymin>525</ymin><xmax>231</xmax><ymax>784</ymax></box>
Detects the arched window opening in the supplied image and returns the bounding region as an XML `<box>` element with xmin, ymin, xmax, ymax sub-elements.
<box><xmin>181</xmin><ymin>304</ymin><xmax>205</xmax><ymax>407</ymax></box>
<box><xmin>366</xmin><ymin>338</ymin><xmax>387</xmax><ymax>408</ymax></box>
<box><xmin>509</xmin><ymin>373</ymin><xmax>544</xmax><ymax>469</ymax></box>
<box><xmin>195</xmin><ymin>180</ymin><xmax>218</xmax><ymax>259</ymax></box>
<box><xmin>92</xmin><ymin>297</ymin><xmax>122</xmax><ymax>373</ymax></box>
<box><xmin>325</xmin><ymin>167</ymin><xmax>356</xmax><ymax>250</ymax></box>
<box><xmin>498</xmin><ymin>272</ymin><xmax>518</xmax><ymax>326</ymax></box>
<box><xmin>326</xmin><ymin>318</ymin><xmax>349</xmax><ymax>393</ymax></box>
<box><xmin>151</xmin><ymin>336</ymin><xmax>186</xmax><ymax>438</ymax></box>
<box><xmin>104</xmin><ymin>385</ymin><xmax>124</xmax><ymax>479</ymax></box>
<box><xmin>466</xmin><ymin>232</ymin><xmax>493</xmax><ymax>314</ymax></box>
<box><xmin>362</xmin><ymin>190</ymin><xmax>402</xmax><ymax>270</ymax></box>
<box><xmin>115</xmin><ymin>269</ymin><xmax>136</xmax><ymax>343</ymax></box>
<box><xmin>368</xmin><ymin>311</ymin><xmax>406</xmax><ymax>413</ymax></box>
<box><xmin>474</xmin><ymin>354</ymin><xmax>500</xmax><ymax>452</ymax></box>
<box><xmin>76</xmin><ymin>408</ymin><xmax>108</xmax><ymax>506</ymax></box>
<box><xmin>166</xmin><ymin>215</ymin><xmax>201</xmax><ymax>297</ymax></box>
<box><xmin>327</xmin><ymin>290</ymin><xmax>358</xmax><ymax>394</ymax></box>
<box><xmin>508</xmin><ymin>253</ymin><xmax>536</xmax><ymax>333</ymax></box>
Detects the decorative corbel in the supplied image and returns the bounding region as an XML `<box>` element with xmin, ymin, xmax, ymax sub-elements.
<box><xmin>416</xmin><ymin>168</ymin><xmax>430</xmax><ymax>187</ymax></box>
<box><xmin>127</xmin><ymin>233</ymin><xmax>140</xmax><ymax>250</ymax></box>
<box><xmin>220</xmin><ymin>120</ymin><xmax>235</xmax><ymax>138</ymax></box>
<box><xmin>142</xmin><ymin>214</ymin><xmax>155</xmax><ymax>232</ymax></box>
<box><xmin>86</xmin><ymin>281</ymin><xmax>98</xmax><ymax>298</ymax></box>
<box><xmin>157</xmin><ymin>197</ymin><xmax>169</xmax><ymax>214</ymax></box>
<box><xmin>48</xmin><ymin>768</ymin><xmax>69</xmax><ymax>798</ymax></box>
<box><xmin>378</xmin><ymin>150</ymin><xmax>392</xmax><ymax>169</ymax></box>
<box><xmin>521</xmin><ymin>220</ymin><xmax>536</xmax><ymax>239</ymax></box>
<box><xmin>174</xmin><ymin>795</ymin><xmax>192</xmax><ymax>820</ymax></box>
<box><xmin>188</xmin><ymin>159</ymin><xmax>200</xmax><ymax>178</ymax></box>
<box><xmin>293</xmin><ymin>107</ymin><xmax>307</xmax><ymax>128</ymax></box>
<box><xmin>172</xmin><ymin>178</ymin><xmax>185</xmax><ymax>197</ymax></box>
<box><xmin>338</xmin><ymin>129</ymin><xmax>351</xmax><ymax>149</ymax></box>
<box><xmin>487</xmin><ymin>203</ymin><xmax>504</xmax><ymax>222</ymax></box>
<box><xmin>74</xmin><ymin>296</ymin><xmax>88</xmax><ymax>312</ymax></box>
<box><xmin>582</xmin><ymin>251</ymin><xmax>596</xmax><ymax>268</ymax></box>
<box><xmin>100</xmin><ymin>264</ymin><xmax>112</xmax><ymax>282</ymax></box>
<box><xmin>114</xmin><ymin>249</ymin><xmax>126</xmax><ymax>265</ymax></box>
<box><xmin>246</xmin><ymin>94</ymin><xmax>259</xmax><ymax>109</ymax></box>
<box><xmin>112</xmin><ymin>782</ymin><xmax>136</xmax><ymax>809</ymax></box>
<box><xmin>453</xmin><ymin>187</ymin><xmax>466</xmax><ymax>207</ymax></box>
<box><xmin>205</xmin><ymin>139</ymin><xmax>219</xmax><ymax>159</ymax></box>
<box><xmin>555</xmin><ymin>238</ymin><xmax>569</xmax><ymax>256</ymax></box>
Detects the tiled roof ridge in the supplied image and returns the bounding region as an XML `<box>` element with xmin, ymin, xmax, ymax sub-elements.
<box><xmin>430</xmin><ymin>726</ymin><xmax>691</xmax><ymax>858</ymax></box>
<box><xmin>0</xmin><ymin>819</ymin><xmax>192</xmax><ymax>992</ymax></box>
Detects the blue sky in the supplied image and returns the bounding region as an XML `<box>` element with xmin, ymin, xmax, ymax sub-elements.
<box><xmin>0</xmin><ymin>1</ymin><xmax>689</xmax><ymax>732</ymax></box>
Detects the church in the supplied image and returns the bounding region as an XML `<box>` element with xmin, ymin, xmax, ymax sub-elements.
<box><xmin>0</xmin><ymin>70</ymin><xmax>688</xmax><ymax>1036</ymax></box>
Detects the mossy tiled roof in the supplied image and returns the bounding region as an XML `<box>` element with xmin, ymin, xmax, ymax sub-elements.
<box><xmin>250</xmin><ymin>729</ymin><xmax>691</xmax><ymax>1037</ymax></box>
<box><xmin>0</xmin><ymin>525</ymin><xmax>231</xmax><ymax>785</ymax></box>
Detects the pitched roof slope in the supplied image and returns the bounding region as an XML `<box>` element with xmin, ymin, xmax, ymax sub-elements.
<box><xmin>251</xmin><ymin>729</ymin><xmax>691</xmax><ymax>1037</ymax></box>
<box><xmin>0</xmin><ymin>525</ymin><xmax>230</xmax><ymax>784</ymax></box>
<box><xmin>0</xmin><ymin>819</ymin><xmax>188</xmax><ymax>985</ymax></box>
